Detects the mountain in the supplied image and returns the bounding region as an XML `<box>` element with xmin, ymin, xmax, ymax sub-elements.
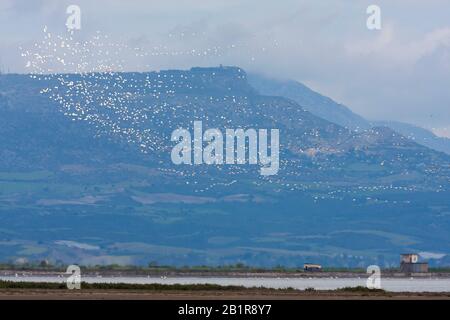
<box><xmin>0</xmin><ymin>67</ymin><xmax>449</xmax><ymax>268</ymax></box>
<box><xmin>373</xmin><ymin>120</ymin><xmax>450</xmax><ymax>155</ymax></box>
<box><xmin>247</xmin><ymin>73</ymin><xmax>370</xmax><ymax>130</ymax></box>
<box><xmin>248</xmin><ymin>73</ymin><xmax>450</xmax><ymax>156</ymax></box>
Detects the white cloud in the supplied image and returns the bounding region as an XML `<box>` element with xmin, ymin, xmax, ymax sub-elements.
<box><xmin>2</xmin><ymin>0</ymin><xmax>450</xmax><ymax>127</ymax></box>
<box><xmin>346</xmin><ymin>25</ymin><xmax>450</xmax><ymax>67</ymax></box>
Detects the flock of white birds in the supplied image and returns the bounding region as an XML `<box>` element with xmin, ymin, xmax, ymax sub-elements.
<box><xmin>19</xmin><ymin>27</ymin><xmax>281</xmax><ymax>194</ymax></box>
<box><xmin>18</xmin><ymin>27</ymin><xmax>446</xmax><ymax>200</ymax></box>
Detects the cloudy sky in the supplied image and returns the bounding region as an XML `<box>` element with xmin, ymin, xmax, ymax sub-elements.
<box><xmin>1</xmin><ymin>0</ymin><xmax>450</xmax><ymax>136</ymax></box>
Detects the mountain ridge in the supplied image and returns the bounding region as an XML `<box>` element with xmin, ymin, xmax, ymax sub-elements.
<box><xmin>0</xmin><ymin>67</ymin><xmax>449</xmax><ymax>267</ymax></box>
<box><xmin>247</xmin><ymin>73</ymin><xmax>450</xmax><ymax>156</ymax></box>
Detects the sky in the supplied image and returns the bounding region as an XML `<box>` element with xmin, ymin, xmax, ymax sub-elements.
<box><xmin>1</xmin><ymin>0</ymin><xmax>450</xmax><ymax>136</ymax></box>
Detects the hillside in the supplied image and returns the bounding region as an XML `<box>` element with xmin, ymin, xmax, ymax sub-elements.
<box><xmin>0</xmin><ymin>67</ymin><xmax>449</xmax><ymax>267</ymax></box>
<box><xmin>248</xmin><ymin>73</ymin><xmax>450</xmax><ymax>156</ymax></box>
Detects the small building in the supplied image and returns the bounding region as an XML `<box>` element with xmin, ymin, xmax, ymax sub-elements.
<box><xmin>400</xmin><ymin>253</ymin><xmax>428</xmax><ymax>273</ymax></box>
<box><xmin>303</xmin><ymin>263</ymin><xmax>322</xmax><ymax>272</ymax></box>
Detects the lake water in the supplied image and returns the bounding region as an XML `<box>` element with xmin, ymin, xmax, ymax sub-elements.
<box><xmin>2</xmin><ymin>275</ymin><xmax>450</xmax><ymax>292</ymax></box>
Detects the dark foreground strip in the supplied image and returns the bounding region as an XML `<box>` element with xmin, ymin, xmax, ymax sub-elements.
<box><xmin>1</xmin><ymin>300</ymin><xmax>448</xmax><ymax>319</ymax></box>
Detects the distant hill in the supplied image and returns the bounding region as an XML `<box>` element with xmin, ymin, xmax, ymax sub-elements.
<box><xmin>0</xmin><ymin>67</ymin><xmax>449</xmax><ymax>268</ymax></box>
<box><xmin>373</xmin><ymin>120</ymin><xmax>450</xmax><ymax>155</ymax></box>
<box><xmin>247</xmin><ymin>73</ymin><xmax>370</xmax><ymax>130</ymax></box>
